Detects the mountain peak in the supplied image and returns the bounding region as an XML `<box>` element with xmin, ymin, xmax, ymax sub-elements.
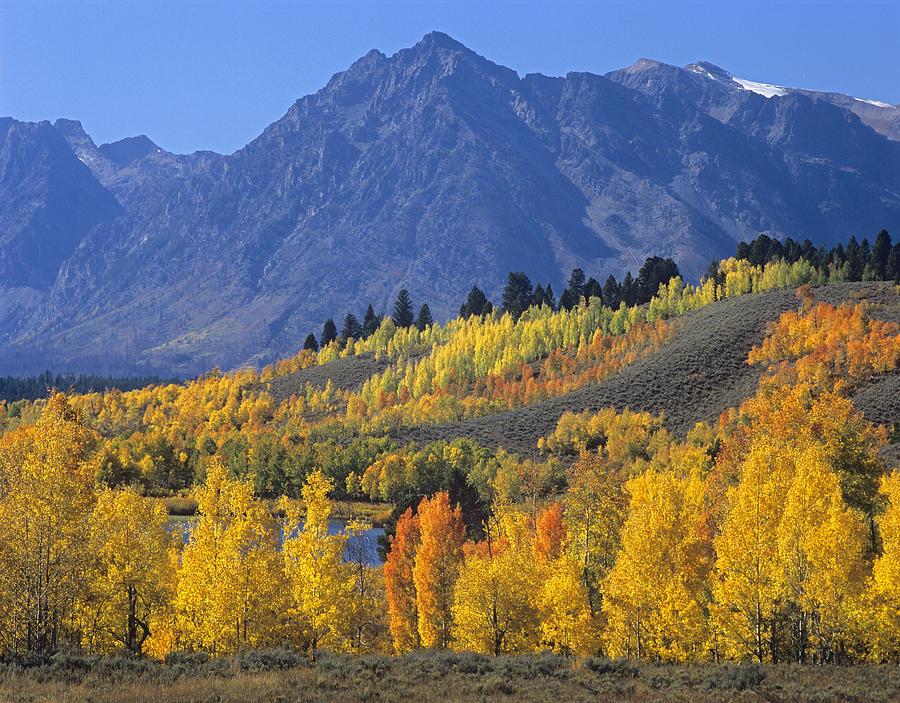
<box><xmin>685</xmin><ymin>61</ymin><xmax>732</xmax><ymax>82</ymax></box>
<box><xmin>0</xmin><ymin>35</ymin><xmax>897</xmax><ymax>376</ymax></box>
<box><xmin>53</xmin><ymin>118</ymin><xmax>96</xmax><ymax>147</ymax></box>
<box><xmin>626</xmin><ymin>58</ymin><xmax>669</xmax><ymax>72</ymax></box>
<box><xmin>416</xmin><ymin>31</ymin><xmax>468</xmax><ymax>52</ymax></box>
<box><xmin>98</xmin><ymin>135</ymin><xmax>160</xmax><ymax>167</ymax></box>
<box><xmin>686</xmin><ymin>61</ymin><xmax>788</xmax><ymax>98</ymax></box>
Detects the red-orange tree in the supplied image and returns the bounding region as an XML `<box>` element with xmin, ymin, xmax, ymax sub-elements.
<box><xmin>384</xmin><ymin>507</ymin><xmax>421</xmax><ymax>653</ymax></box>
<box><xmin>412</xmin><ymin>493</ymin><xmax>466</xmax><ymax>648</ymax></box>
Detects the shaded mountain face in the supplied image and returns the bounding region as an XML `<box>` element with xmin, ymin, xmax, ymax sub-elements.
<box><xmin>1</xmin><ymin>32</ymin><xmax>899</xmax><ymax>376</ymax></box>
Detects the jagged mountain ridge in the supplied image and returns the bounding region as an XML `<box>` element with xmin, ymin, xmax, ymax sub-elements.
<box><xmin>1</xmin><ymin>32</ymin><xmax>898</xmax><ymax>376</ymax></box>
<box><xmin>683</xmin><ymin>60</ymin><xmax>900</xmax><ymax>140</ymax></box>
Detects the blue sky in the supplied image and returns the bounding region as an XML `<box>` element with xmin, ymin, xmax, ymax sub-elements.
<box><xmin>2</xmin><ymin>0</ymin><xmax>897</xmax><ymax>155</ymax></box>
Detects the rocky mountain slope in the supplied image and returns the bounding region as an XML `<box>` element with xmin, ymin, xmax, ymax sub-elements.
<box><xmin>1</xmin><ymin>32</ymin><xmax>898</xmax><ymax>376</ymax></box>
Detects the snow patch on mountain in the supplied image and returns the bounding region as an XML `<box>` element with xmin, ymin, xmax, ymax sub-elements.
<box><xmin>855</xmin><ymin>97</ymin><xmax>895</xmax><ymax>109</ymax></box>
<box><xmin>685</xmin><ymin>62</ymin><xmax>785</xmax><ymax>98</ymax></box>
<box><xmin>732</xmin><ymin>77</ymin><xmax>788</xmax><ymax>98</ymax></box>
<box><xmin>687</xmin><ymin>61</ymin><xmax>895</xmax><ymax>109</ymax></box>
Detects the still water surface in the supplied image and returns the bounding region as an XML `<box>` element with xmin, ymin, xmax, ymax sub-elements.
<box><xmin>169</xmin><ymin>519</ymin><xmax>385</xmax><ymax>566</ymax></box>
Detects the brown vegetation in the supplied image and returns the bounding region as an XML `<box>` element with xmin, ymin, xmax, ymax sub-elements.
<box><xmin>0</xmin><ymin>651</ymin><xmax>898</xmax><ymax>703</ymax></box>
<box><xmin>396</xmin><ymin>283</ymin><xmax>900</xmax><ymax>458</ymax></box>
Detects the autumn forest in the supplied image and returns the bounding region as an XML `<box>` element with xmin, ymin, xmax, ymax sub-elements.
<box><xmin>1</xmin><ymin>232</ymin><xmax>899</xmax><ymax>676</ymax></box>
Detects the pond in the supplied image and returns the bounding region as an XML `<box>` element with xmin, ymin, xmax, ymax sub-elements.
<box><xmin>168</xmin><ymin>519</ymin><xmax>385</xmax><ymax>566</ymax></box>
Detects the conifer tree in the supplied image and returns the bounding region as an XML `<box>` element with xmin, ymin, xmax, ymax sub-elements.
<box><xmin>392</xmin><ymin>289</ymin><xmax>414</xmax><ymax>328</ymax></box>
<box><xmin>584</xmin><ymin>277</ymin><xmax>603</xmax><ymax>304</ymax></box>
<box><xmin>871</xmin><ymin>230</ymin><xmax>892</xmax><ymax>280</ymax></box>
<box><xmin>620</xmin><ymin>271</ymin><xmax>636</xmax><ymax>306</ymax></box>
<box><xmin>321</xmin><ymin>318</ymin><xmax>337</xmax><ymax>347</ymax></box>
<box><xmin>558</xmin><ymin>288</ymin><xmax>577</xmax><ymax>311</ymax></box>
<box><xmin>602</xmin><ymin>275</ymin><xmax>620</xmax><ymax>309</ymax></box>
<box><xmin>544</xmin><ymin>283</ymin><xmax>557</xmax><ymax>311</ymax></box>
<box><xmin>303</xmin><ymin>333</ymin><xmax>319</xmax><ymax>352</ymax></box>
<box><xmin>362</xmin><ymin>304</ymin><xmax>380</xmax><ymax>337</ymax></box>
<box><xmin>637</xmin><ymin>256</ymin><xmax>680</xmax><ymax>304</ymax></box>
<box><xmin>460</xmin><ymin>285</ymin><xmax>490</xmax><ymax>318</ymax></box>
<box><xmin>501</xmin><ymin>272</ymin><xmax>533</xmax><ymax>321</ymax></box>
<box><xmin>342</xmin><ymin>313</ymin><xmax>363</xmax><ymax>340</ymax></box>
<box><xmin>566</xmin><ymin>268</ymin><xmax>586</xmax><ymax>303</ymax></box>
<box><xmin>889</xmin><ymin>243</ymin><xmax>900</xmax><ymax>283</ymax></box>
<box><xmin>415</xmin><ymin>304</ymin><xmax>433</xmax><ymax>332</ymax></box>
<box><xmin>846</xmin><ymin>236</ymin><xmax>865</xmax><ymax>280</ymax></box>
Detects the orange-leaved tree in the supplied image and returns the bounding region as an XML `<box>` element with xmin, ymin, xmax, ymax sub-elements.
<box><xmin>412</xmin><ymin>492</ymin><xmax>465</xmax><ymax>648</ymax></box>
<box><xmin>384</xmin><ymin>507</ymin><xmax>421</xmax><ymax>653</ymax></box>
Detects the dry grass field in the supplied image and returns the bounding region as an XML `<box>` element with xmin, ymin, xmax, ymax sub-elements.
<box><xmin>2</xmin><ymin>650</ymin><xmax>898</xmax><ymax>703</ymax></box>
<box><xmin>266</xmin><ymin>351</ymin><xmax>390</xmax><ymax>403</ymax></box>
<box><xmin>260</xmin><ymin>283</ymin><xmax>900</xmax><ymax>463</ymax></box>
<box><xmin>400</xmin><ymin>282</ymin><xmax>900</xmax><ymax>458</ymax></box>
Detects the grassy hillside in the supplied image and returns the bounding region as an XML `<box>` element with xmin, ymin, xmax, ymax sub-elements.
<box><xmin>266</xmin><ymin>282</ymin><xmax>899</xmax><ymax>460</ymax></box>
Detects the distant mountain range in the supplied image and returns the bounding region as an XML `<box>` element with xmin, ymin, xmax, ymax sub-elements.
<box><xmin>1</xmin><ymin>32</ymin><xmax>898</xmax><ymax>376</ymax></box>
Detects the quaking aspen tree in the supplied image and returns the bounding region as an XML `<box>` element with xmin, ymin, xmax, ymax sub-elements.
<box><xmin>413</xmin><ymin>492</ymin><xmax>465</xmax><ymax>648</ymax></box>
<box><xmin>533</xmin><ymin>504</ymin><xmax>599</xmax><ymax>656</ymax></box>
<box><xmin>713</xmin><ymin>441</ymin><xmax>791</xmax><ymax>662</ymax></box>
<box><xmin>775</xmin><ymin>449</ymin><xmax>867</xmax><ymax>662</ymax></box>
<box><xmin>384</xmin><ymin>507</ymin><xmax>421</xmax><ymax>653</ymax></box>
<box><xmin>83</xmin><ymin>488</ymin><xmax>175</xmax><ymax>655</ymax></box>
<box><xmin>870</xmin><ymin>471</ymin><xmax>900</xmax><ymax>660</ymax></box>
<box><xmin>452</xmin><ymin>507</ymin><xmax>541</xmax><ymax>655</ymax></box>
<box><xmin>175</xmin><ymin>459</ymin><xmax>283</xmax><ymax>654</ymax></box>
<box><xmin>281</xmin><ymin>470</ymin><xmax>356</xmax><ymax>657</ymax></box>
<box><xmin>0</xmin><ymin>394</ymin><xmax>98</xmax><ymax>655</ymax></box>
<box><xmin>565</xmin><ymin>454</ymin><xmax>628</xmax><ymax>614</ymax></box>
<box><xmin>603</xmin><ymin>469</ymin><xmax>710</xmax><ymax>661</ymax></box>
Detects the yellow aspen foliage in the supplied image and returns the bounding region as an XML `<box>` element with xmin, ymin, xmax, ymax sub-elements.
<box><xmin>539</xmin><ymin>553</ymin><xmax>601</xmax><ymax>656</ymax></box>
<box><xmin>723</xmin><ymin>385</ymin><xmax>887</xmax><ymax>548</ymax></box>
<box><xmin>175</xmin><ymin>459</ymin><xmax>284</xmax><ymax>654</ymax></box>
<box><xmin>281</xmin><ymin>469</ymin><xmax>356</xmax><ymax>656</ymax></box>
<box><xmin>452</xmin><ymin>540</ymin><xmax>541</xmax><ymax>654</ymax></box>
<box><xmin>565</xmin><ymin>453</ymin><xmax>628</xmax><ymax>614</ymax></box>
<box><xmin>82</xmin><ymin>488</ymin><xmax>175</xmax><ymax>655</ymax></box>
<box><xmin>534</xmin><ymin>507</ymin><xmax>600</xmax><ymax>656</ymax></box>
<box><xmin>413</xmin><ymin>492</ymin><xmax>465</xmax><ymax>648</ymax></box>
<box><xmin>870</xmin><ymin>471</ymin><xmax>900</xmax><ymax>660</ymax></box>
<box><xmin>142</xmin><ymin>551</ymin><xmax>182</xmax><ymax>660</ymax></box>
<box><xmin>344</xmin><ymin>519</ymin><xmax>387</xmax><ymax>653</ymax></box>
<box><xmin>452</xmin><ymin>508</ymin><xmax>541</xmax><ymax>654</ymax></box>
<box><xmin>775</xmin><ymin>448</ymin><xmax>867</xmax><ymax>661</ymax></box>
<box><xmin>712</xmin><ymin>441</ymin><xmax>791</xmax><ymax>662</ymax></box>
<box><xmin>603</xmin><ymin>468</ymin><xmax>711</xmax><ymax>661</ymax></box>
<box><xmin>0</xmin><ymin>394</ymin><xmax>98</xmax><ymax>655</ymax></box>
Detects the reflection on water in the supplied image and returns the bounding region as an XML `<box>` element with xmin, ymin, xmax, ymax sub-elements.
<box><xmin>168</xmin><ymin>519</ymin><xmax>385</xmax><ymax>566</ymax></box>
